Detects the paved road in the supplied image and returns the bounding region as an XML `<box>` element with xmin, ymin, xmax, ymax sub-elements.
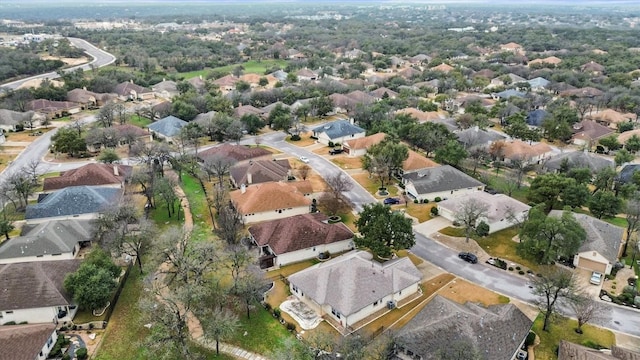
<box><xmin>1</xmin><ymin>37</ymin><xmax>116</xmax><ymax>90</ymax></box>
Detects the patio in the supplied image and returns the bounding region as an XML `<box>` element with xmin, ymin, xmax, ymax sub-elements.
<box><xmin>280</xmin><ymin>297</ymin><xmax>323</xmax><ymax>330</ymax></box>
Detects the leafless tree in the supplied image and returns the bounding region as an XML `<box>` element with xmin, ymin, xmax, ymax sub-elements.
<box><xmin>623</xmin><ymin>193</ymin><xmax>640</xmax><ymax>256</ymax></box>
<box><xmin>509</xmin><ymin>157</ymin><xmax>532</xmax><ymax>188</ymax></box>
<box><xmin>226</xmin><ymin>243</ymin><xmax>254</xmax><ymax>293</ymax></box>
<box><xmin>297</xmin><ymin>163</ymin><xmax>311</xmax><ymax>180</ymax></box>
<box><xmin>320</xmin><ymin>172</ymin><xmax>353</xmax><ymax>216</ymax></box>
<box><xmin>154</xmin><ymin>176</ymin><xmax>179</xmax><ymax>218</ymax></box>
<box><xmin>532</xmin><ymin>267</ymin><xmax>577</xmax><ymax>331</ymax></box>
<box><xmin>202</xmin><ymin>154</ymin><xmax>236</xmax><ymax>185</ymax></box>
<box><xmin>70</xmin><ymin>119</ymin><xmax>84</xmax><ymax>136</ymax></box>
<box><xmin>5</xmin><ymin>167</ymin><xmax>38</xmax><ymax>211</ymax></box>
<box><xmin>217</xmin><ymin>202</ymin><xmax>244</xmax><ymax>245</ymax></box>
<box><xmin>235</xmin><ymin>265</ymin><xmax>268</xmax><ymax>319</ymax></box>
<box><xmin>499</xmin><ymin>172</ymin><xmax>519</xmax><ymax>197</ymax></box>
<box><xmin>569</xmin><ymin>293</ymin><xmax>607</xmax><ymax>334</ymax></box>
<box><xmin>97</xmin><ymin>102</ymin><xmax>116</xmax><ymax>127</ymax></box>
<box><xmin>467</xmin><ymin>148</ymin><xmax>488</xmax><ymax>176</ymax></box>
<box><xmin>454</xmin><ymin>198</ymin><xmax>489</xmax><ymax>243</ymax></box>
<box><xmin>200</xmin><ymin>308</ymin><xmax>239</xmax><ymax>355</ymax></box>
<box><xmin>114</xmin><ymin>103</ymin><xmax>127</xmax><ymax>124</ymax></box>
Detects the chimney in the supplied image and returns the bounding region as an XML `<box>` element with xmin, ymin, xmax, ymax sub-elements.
<box><xmin>82</xmin><ymin>86</ymin><xmax>87</xmax><ymax>91</ymax></box>
<box><xmin>247</xmin><ymin>172</ymin><xmax>252</xmax><ymax>184</ymax></box>
<box><xmin>199</xmin><ymin>75</ymin><xmax>203</xmax><ymax>80</ymax></box>
<box><xmin>474</xmin><ymin>125</ymin><xmax>479</xmax><ymax>132</ymax></box>
<box><xmin>113</xmin><ymin>165</ymin><xmax>119</xmax><ymax>176</ymax></box>
<box><xmin>162</xmin><ymin>77</ymin><xmax>166</xmax><ymax>82</ymax></box>
<box><xmin>129</xmin><ymin>79</ymin><xmax>133</xmax><ymax>83</ymax></box>
<box><xmin>241</xmin><ymin>184</ymin><xmax>246</xmax><ymax>194</ymax></box>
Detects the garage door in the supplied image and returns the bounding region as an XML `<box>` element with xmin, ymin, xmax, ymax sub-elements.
<box><xmin>577</xmin><ymin>257</ymin><xmax>607</xmax><ymax>273</ymax></box>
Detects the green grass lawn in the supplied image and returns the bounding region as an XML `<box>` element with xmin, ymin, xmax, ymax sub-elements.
<box><xmin>532</xmin><ymin>314</ymin><xmax>615</xmax><ymax>360</ymax></box>
<box><xmin>179</xmin><ymin>60</ymin><xmax>288</xmax><ymax>79</ymax></box>
<box><xmin>486</xmin><ymin>175</ymin><xmax>530</xmax><ymax>204</ymax></box>
<box><xmin>229</xmin><ymin>306</ymin><xmax>293</xmax><ymax>355</ymax></box>
<box><xmin>129</xmin><ymin>115</ymin><xmax>152</xmax><ymax>128</ymax></box>
<box><xmin>150</xmin><ymin>201</ymin><xmax>184</xmax><ymax>228</ymax></box>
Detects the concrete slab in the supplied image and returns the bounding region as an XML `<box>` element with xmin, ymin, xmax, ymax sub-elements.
<box><xmin>413</xmin><ymin>216</ymin><xmax>452</xmax><ymax>237</ymax></box>
<box><xmin>575</xmin><ymin>268</ymin><xmax>602</xmax><ymax>298</ymax></box>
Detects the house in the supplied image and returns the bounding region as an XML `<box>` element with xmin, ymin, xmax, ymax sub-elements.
<box><xmin>43</xmin><ymin>163</ymin><xmax>132</xmax><ymax>191</ymax></box>
<box><xmin>270</xmin><ymin>70</ymin><xmax>288</xmax><ymax>82</ymax></box>
<box><xmin>370</xmin><ymin>87</ymin><xmax>399</xmax><ymax>99</ymax></box>
<box><xmin>543</xmin><ymin>151</ymin><xmax>614</xmax><ymax>174</ymax></box>
<box><xmin>212</xmin><ymin>75</ymin><xmax>239</xmax><ymax>92</ymax></box>
<box><xmin>0</xmin><ymin>323</ymin><xmax>58</xmax><ymax>360</ymax></box>
<box><xmin>288</xmin><ymin>251</ymin><xmax>421</xmax><ymax>332</ymax></box>
<box><xmin>395</xmin><ymin>108</ymin><xmax>443</xmax><ymax>123</ymax></box>
<box><xmin>229</xmin><ymin>159</ymin><xmax>291</xmax><ymax>187</ymax></box>
<box><xmin>27</xmin><ymin>99</ymin><xmax>82</xmax><ymax>119</ymax></box>
<box><xmin>588</xmin><ymin>109</ymin><xmax>637</xmax><ymax>129</ymax></box>
<box><xmin>526</xmin><ymin>109</ymin><xmax>550</xmax><ymax>127</ymax></box>
<box><xmin>393</xmin><ymin>295</ymin><xmax>533</xmax><ymax>360</ymax></box>
<box><xmin>25</xmin><ymin>186</ymin><xmax>122</xmax><ymax>222</ymax></box>
<box><xmin>197</xmin><ymin>143</ymin><xmax>272</xmax><ymax>164</ymax></box>
<box><xmin>249</xmin><ymin>213</ymin><xmax>354</xmax><ymax>269</ymax></box>
<box><xmin>500</xmin><ymin>42</ymin><xmax>524</xmax><ymax>53</ymax></box>
<box><xmin>0</xmin><ymin>109</ymin><xmax>43</xmax><ymax>131</ymax></box>
<box><xmin>0</xmin><ymin>260</ymin><xmax>80</xmax><ymax>324</ymax></box>
<box><xmin>559</xmin><ymin>87</ymin><xmax>604</xmax><ymax>99</ymax></box>
<box><xmin>558</xmin><ymin>340</ymin><xmax>640</xmax><ymax>360</ymax></box>
<box><xmin>329</xmin><ymin>93</ymin><xmax>359</xmax><ymax>114</ymax></box>
<box><xmin>572</xmin><ymin>120</ymin><xmax>614</xmax><ymax>146</ymax></box>
<box><xmin>438</xmin><ymin>192</ymin><xmax>530</xmax><ymax>234</ymax></box>
<box><xmin>528</xmin><ymin>56</ymin><xmax>562</xmax><ymax>67</ymax></box>
<box><xmin>312</xmin><ymin>120</ymin><xmax>365</xmax><ymax>145</ymax></box>
<box><xmin>401</xmin><ymin>150</ymin><xmax>439</xmax><ymax>174</ymax></box>
<box><xmin>345</xmin><ymin>90</ymin><xmax>376</xmax><ymax>105</ymax></box>
<box><xmin>187</xmin><ymin>75</ymin><xmax>207</xmax><ymax>93</ymax></box>
<box><xmin>402</xmin><ymin>165</ymin><xmax>485</xmax><ymax>201</ymax></box>
<box><xmin>229</xmin><ymin>181</ymin><xmax>312</xmax><ymax>224</ymax></box>
<box><xmin>113</xmin><ymin>124</ymin><xmax>152</xmax><ymax>146</ymax></box>
<box><xmin>493</xmin><ymin>139</ymin><xmax>553</xmax><ymax>165</ymax></box>
<box><xmin>343</xmin><ymin>48</ymin><xmax>365</xmax><ymax>59</ymax></box>
<box><xmin>619</xmin><ymin>164</ymin><xmax>640</xmax><ymax>184</ymax></box>
<box><xmin>343</xmin><ymin>132</ymin><xmax>387</xmax><ymax>157</ymax></box>
<box><xmin>151</xmin><ymin>79</ymin><xmax>179</xmax><ymax>99</ymax></box>
<box><xmin>456</xmin><ymin>127</ymin><xmax>506</xmax><ymax>151</ymax></box>
<box><xmin>233</xmin><ymin>104</ymin><xmax>264</xmax><ymax>118</ymax></box>
<box><xmin>0</xmin><ymin>219</ymin><xmax>93</xmax><ymax>264</ymax></box>
<box><xmin>409</xmin><ymin>54</ymin><xmax>431</xmax><ymax>64</ymax></box>
<box><xmin>296</xmin><ymin>68</ymin><xmax>318</xmax><ymax>81</ymax></box>
<box><xmin>147</xmin><ymin>115</ymin><xmax>187</xmax><ymax>142</ymax></box>
<box><xmin>431</xmin><ymin>63</ymin><xmax>454</xmax><ymax>73</ymax></box>
<box><xmin>492</xmin><ymin>89</ymin><xmax>526</xmax><ymax>100</ymax></box>
<box><xmin>66</xmin><ymin>88</ymin><xmax>116</xmax><ymax>108</ymax></box>
<box><xmin>550</xmin><ymin>211</ymin><xmax>623</xmax><ymax>275</ymax></box>
<box><xmin>527</xmin><ymin>77</ymin><xmax>551</xmax><ymax>91</ymax></box>
<box><xmin>581</xmin><ymin>61</ymin><xmax>605</xmax><ymax>75</ymax></box>
<box><xmin>618</xmin><ymin>129</ymin><xmax>640</xmax><ymax>146</ymax></box>
<box><xmin>113</xmin><ymin>81</ymin><xmax>154</xmax><ymax>101</ymax></box>
<box><xmin>490</xmin><ymin>73</ymin><xmax>526</xmax><ymax>87</ymax></box>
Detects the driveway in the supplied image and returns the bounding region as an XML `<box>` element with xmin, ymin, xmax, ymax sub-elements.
<box><xmin>574</xmin><ymin>268</ymin><xmax>602</xmax><ymax>298</ymax></box>
<box><xmin>413</xmin><ymin>216</ymin><xmax>451</xmax><ymax>236</ymax></box>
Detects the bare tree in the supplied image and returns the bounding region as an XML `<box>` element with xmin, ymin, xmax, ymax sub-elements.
<box><xmin>154</xmin><ymin>176</ymin><xmax>179</xmax><ymax>218</ymax></box>
<box><xmin>532</xmin><ymin>267</ymin><xmax>577</xmax><ymax>331</ymax></box>
<box><xmin>121</xmin><ymin>219</ymin><xmax>156</xmax><ymax>273</ymax></box>
<box><xmin>454</xmin><ymin>198</ymin><xmax>489</xmax><ymax>243</ymax></box>
<box><xmin>569</xmin><ymin>293</ymin><xmax>607</xmax><ymax>334</ymax></box>
<box><xmin>509</xmin><ymin>157</ymin><xmax>532</xmax><ymax>188</ymax></box>
<box><xmin>623</xmin><ymin>193</ymin><xmax>640</xmax><ymax>256</ymax></box>
<box><xmin>201</xmin><ymin>308</ymin><xmax>239</xmax><ymax>355</ymax></box>
<box><xmin>70</xmin><ymin>119</ymin><xmax>84</xmax><ymax>136</ymax></box>
<box><xmin>202</xmin><ymin>154</ymin><xmax>236</xmax><ymax>185</ymax></box>
<box><xmin>97</xmin><ymin>102</ymin><xmax>116</xmax><ymax>127</ymax></box>
<box><xmin>499</xmin><ymin>172</ymin><xmax>519</xmax><ymax>197</ymax></box>
<box><xmin>235</xmin><ymin>265</ymin><xmax>268</xmax><ymax>319</ymax></box>
<box><xmin>5</xmin><ymin>168</ymin><xmax>38</xmax><ymax>211</ymax></box>
<box><xmin>297</xmin><ymin>164</ymin><xmax>311</xmax><ymax>181</ymax></box>
<box><xmin>320</xmin><ymin>172</ymin><xmax>353</xmax><ymax>216</ymax></box>
<box><xmin>217</xmin><ymin>202</ymin><xmax>244</xmax><ymax>245</ymax></box>
<box><xmin>226</xmin><ymin>243</ymin><xmax>254</xmax><ymax>293</ymax></box>
<box><xmin>114</xmin><ymin>103</ymin><xmax>127</xmax><ymax>125</ymax></box>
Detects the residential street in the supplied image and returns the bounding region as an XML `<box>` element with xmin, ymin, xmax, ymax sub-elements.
<box><xmin>0</xmin><ymin>37</ymin><xmax>116</xmax><ymax>90</ymax></box>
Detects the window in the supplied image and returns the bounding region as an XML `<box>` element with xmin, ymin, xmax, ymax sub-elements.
<box><xmin>331</xmin><ymin>308</ymin><xmax>341</xmax><ymax>319</ymax></box>
<box><xmin>373</xmin><ymin>300</ymin><xmax>379</xmax><ymax>306</ymax></box>
<box><xmin>47</xmin><ymin>336</ymin><xmax>54</xmax><ymax>346</ymax></box>
<box><xmin>292</xmin><ymin>285</ymin><xmax>298</xmax><ymax>293</ymax></box>
<box><xmin>5</xmin><ymin>311</ymin><xmax>13</xmax><ymax>314</ymax></box>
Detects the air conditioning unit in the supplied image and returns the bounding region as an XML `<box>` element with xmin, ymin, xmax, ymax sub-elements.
<box><xmin>387</xmin><ymin>301</ymin><xmax>396</xmax><ymax>310</ymax></box>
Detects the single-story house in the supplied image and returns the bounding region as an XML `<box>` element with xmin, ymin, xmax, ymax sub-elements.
<box><xmin>456</xmin><ymin>126</ymin><xmax>506</xmax><ymax>151</ymax></box>
<box><xmin>438</xmin><ymin>192</ymin><xmax>530</xmax><ymax>234</ymax></box>
<box><xmin>312</xmin><ymin>120</ymin><xmax>365</xmax><ymax>145</ymax></box>
<box><xmin>0</xmin><ymin>323</ymin><xmax>58</xmax><ymax>360</ymax></box>
<box><xmin>0</xmin><ymin>260</ymin><xmax>80</xmax><ymax>324</ymax></box>
<box><xmin>549</xmin><ymin>211</ymin><xmax>623</xmax><ymax>275</ymax></box>
<box><xmin>113</xmin><ymin>81</ymin><xmax>154</xmax><ymax>101</ymax></box>
<box><xmin>558</xmin><ymin>340</ymin><xmax>640</xmax><ymax>360</ymax></box>
<box><xmin>43</xmin><ymin>163</ymin><xmax>132</xmax><ymax>191</ymax></box>
<box><xmin>288</xmin><ymin>251</ymin><xmax>422</xmax><ymax>332</ymax></box>
<box><xmin>492</xmin><ymin>89</ymin><xmax>526</xmax><ymax>101</ymax></box>
<box><xmin>528</xmin><ymin>56</ymin><xmax>562</xmax><ymax>67</ymax></box>
<box><xmin>151</xmin><ymin>79</ymin><xmax>179</xmax><ymax>99</ymax></box>
<box><xmin>572</xmin><ymin>120</ymin><xmax>614</xmax><ymax>147</ymax></box>
<box><xmin>392</xmin><ymin>295</ymin><xmax>533</xmax><ymax>360</ymax></box>
<box><xmin>370</xmin><ymin>87</ymin><xmax>398</xmax><ymax>100</ymax></box>
<box><xmin>249</xmin><ymin>213</ymin><xmax>354</xmax><ymax>269</ymax></box>
<box><xmin>229</xmin><ymin>181</ymin><xmax>312</xmax><ymax>224</ymax></box>
<box><xmin>0</xmin><ymin>219</ymin><xmax>93</xmax><ymax>264</ymax></box>
<box><xmin>618</xmin><ymin>164</ymin><xmax>640</xmax><ymax>184</ymax></box>
<box><xmin>527</xmin><ymin>77</ymin><xmax>551</xmax><ymax>91</ymax></box>
<box><xmin>197</xmin><ymin>143</ymin><xmax>272</xmax><ymax>164</ymax></box>
<box><xmin>147</xmin><ymin>115</ymin><xmax>187</xmax><ymax>142</ymax></box>
<box><xmin>25</xmin><ymin>186</ymin><xmax>122</xmax><ymax>222</ymax></box>
<box><xmin>399</xmin><ymin>150</ymin><xmax>439</xmax><ymax>176</ymax></box>
<box><xmin>27</xmin><ymin>99</ymin><xmax>82</xmax><ymax>119</ymax></box>
<box><xmin>402</xmin><ymin>165</ymin><xmax>485</xmax><ymax>201</ymax></box>
<box><xmin>526</xmin><ymin>109</ymin><xmax>550</xmax><ymax>127</ymax></box>
<box><xmin>0</xmin><ymin>109</ymin><xmax>43</xmax><ymax>132</ymax></box>
<box><xmin>588</xmin><ymin>109</ymin><xmax>637</xmax><ymax>130</ymax></box>
<box><xmin>543</xmin><ymin>151</ymin><xmax>614</xmax><ymax>174</ymax></box>
<box><xmin>617</xmin><ymin>129</ymin><xmax>640</xmax><ymax>146</ymax></box>
<box><xmin>229</xmin><ymin>159</ymin><xmax>291</xmax><ymax>188</ymax></box>
<box><xmin>493</xmin><ymin>139</ymin><xmax>554</xmax><ymax>165</ymax></box>
<box><xmin>66</xmin><ymin>88</ymin><xmax>116</xmax><ymax>108</ymax></box>
<box><xmin>342</xmin><ymin>132</ymin><xmax>387</xmax><ymax>157</ymax></box>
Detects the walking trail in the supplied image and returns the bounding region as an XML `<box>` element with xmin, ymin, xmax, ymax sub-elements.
<box><xmin>154</xmin><ymin>171</ymin><xmax>268</xmax><ymax>360</ymax></box>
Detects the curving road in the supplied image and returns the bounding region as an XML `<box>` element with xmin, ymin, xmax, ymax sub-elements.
<box><xmin>0</xmin><ymin>37</ymin><xmax>116</xmax><ymax>90</ymax></box>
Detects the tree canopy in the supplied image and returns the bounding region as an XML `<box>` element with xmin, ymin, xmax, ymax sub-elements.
<box><xmin>354</xmin><ymin>203</ymin><xmax>415</xmax><ymax>258</ymax></box>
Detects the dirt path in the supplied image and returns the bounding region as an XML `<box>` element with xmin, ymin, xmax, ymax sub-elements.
<box><xmin>154</xmin><ymin>171</ymin><xmax>267</xmax><ymax>360</ymax></box>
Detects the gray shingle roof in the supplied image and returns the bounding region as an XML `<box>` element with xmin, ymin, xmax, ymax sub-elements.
<box><xmin>25</xmin><ymin>186</ymin><xmax>122</xmax><ymax>220</ymax></box>
<box><xmin>403</xmin><ymin>165</ymin><xmax>484</xmax><ymax>195</ymax></box>
<box><xmin>0</xmin><ymin>260</ymin><xmax>80</xmax><ymax>311</ymax></box>
<box><xmin>544</xmin><ymin>151</ymin><xmax>614</xmax><ymax>173</ymax></box>
<box><xmin>395</xmin><ymin>295</ymin><xmax>533</xmax><ymax>360</ymax></box>
<box><xmin>312</xmin><ymin>120</ymin><xmax>365</xmax><ymax>140</ymax></box>
<box><xmin>147</xmin><ymin>115</ymin><xmax>187</xmax><ymax>138</ymax></box>
<box><xmin>618</xmin><ymin>164</ymin><xmax>640</xmax><ymax>184</ymax></box>
<box><xmin>457</xmin><ymin>127</ymin><xmax>506</xmax><ymax>150</ymax></box>
<box><xmin>288</xmin><ymin>251</ymin><xmax>421</xmax><ymax>317</ymax></box>
<box><xmin>0</xmin><ymin>219</ymin><xmax>93</xmax><ymax>261</ymax></box>
<box><xmin>549</xmin><ymin>211</ymin><xmax>623</xmax><ymax>262</ymax></box>
<box><xmin>558</xmin><ymin>340</ymin><xmax>640</xmax><ymax>360</ymax></box>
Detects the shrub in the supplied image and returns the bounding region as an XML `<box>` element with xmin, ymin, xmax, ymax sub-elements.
<box><xmin>623</xmin><ymin>285</ymin><xmax>638</xmax><ymax>296</ymax></box>
<box><xmin>430</xmin><ymin>207</ymin><xmax>439</xmax><ymax>216</ymax></box>
<box><xmin>334</xmin><ymin>143</ymin><xmax>341</xmax><ymax>147</ymax></box>
<box><xmin>516</xmin><ymin>266</ymin><xmax>521</xmax><ymax>271</ymax></box>
<box><xmin>635</xmin><ymin>296</ymin><xmax>640</xmax><ymax>307</ymax></box>
<box><xmin>422</xmin><ymin>199</ymin><xmax>429</xmax><ymax>204</ymax></box>
<box><xmin>328</xmin><ymin>141</ymin><xmax>334</xmax><ymax>147</ymax></box>
<box><xmin>2</xmin><ymin>321</ymin><xmax>16</xmax><ymax>325</ymax></box>
<box><xmin>76</xmin><ymin>348</ymin><xmax>88</xmax><ymax>360</ymax></box>
<box><xmin>63</xmin><ymin>355</ymin><xmax>71</xmax><ymax>360</ymax></box>
<box><xmin>89</xmin><ymin>323</ymin><xmax>94</xmax><ymax>330</ymax></box>
<box><xmin>263</xmin><ymin>302</ymin><xmax>272</xmax><ymax>311</ymax></box>
<box><xmin>508</xmin><ymin>267</ymin><xmax>514</xmax><ymax>271</ymax></box>
<box><xmin>434</xmin><ymin>197</ymin><xmax>442</xmax><ymax>202</ymax></box>
<box><xmin>290</xmin><ymin>134</ymin><xmax>301</xmax><ymax>141</ymax></box>
<box><xmin>286</xmin><ymin>322</ymin><xmax>296</xmax><ymax>331</ymax></box>
<box><xmin>525</xmin><ymin>332</ymin><xmax>536</xmax><ymax>347</ymax></box>
<box><xmin>612</xmin><ymin>285</ymin><xmax>617</xmax><ymax>290</ymax></box>
<box><xmin>476</xmin><ymin>221</ymin><xmax>490</xmax><ymax>237</ymax></box>
<box><xmin>18</xmin><ymin>321</ymin><xmax>28</xmax><ymax>324</ymax></box>
<box><xmin>414</xmin><ymin>199</ymin><xmax>419</xmax><ymax>204</ymax></box>
<box><xmin>519</xmin><ymin>270</ymin><xmax>525</xmax><ymax>275</ymax></box>
<box><xmin>628</xmin><ymin>277</ymin><xmax>638</xmax><ymax>287</ymax></box>
<box><xmin>582</xmin><ymin>340</ymin><xmax>606</xmax><ymax>350</ymax></box>
<box><xmin>273</xmin><ymin>308</ymin><xmax>281</xmax><ymax>318</ymax></box>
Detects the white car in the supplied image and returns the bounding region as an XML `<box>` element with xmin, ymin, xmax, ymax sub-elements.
<box><xmin>299</xmin><ymin>156</ymin><xmax>310</xmax><ymax>163</ymax></box>
<box><xmin>590</xmin><ymin>271</ymin><xmax>603</xmax><ymax>285</ymax></box>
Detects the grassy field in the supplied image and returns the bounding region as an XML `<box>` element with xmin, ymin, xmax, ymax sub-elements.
<box><xmin>179</xmin><ymin>60</ymin><xmax>288</xmax><ymax>79</ymax></box>
<box><xmin>230</xmin><ymin>306</ymin><xmax>293</xmax><ymax>355</ymax></box>
<box><xmin>129</xmin><ymin>115</ymin><xmax>152</xmax><ymax>128</ymax></box>
<box><xmin>351</xmin><ymin>173</ymin><xmax>399</xmax><ymax>198</ymax></box>
<box><xmin>531</xmin><ymin>314</ymin><xmax>615</xmax><ymax>360</ymax></box>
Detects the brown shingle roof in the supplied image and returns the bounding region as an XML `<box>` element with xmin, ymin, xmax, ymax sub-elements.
<box><xmin>249</xmin><ymin>213</ymin><xmax>353</xmax><ymax>255</ymax></box>
<box><xmin>198</xmin><ymin>144</ymin><xmax>272</xmax><ymax>162</ymax></box>
<box><xmin>113</xmin><ymin>124</ymin><xmax>149</xmax><ymax>138</ymax></box>
<box><xmin>0</xmin><ymin>260</ymin><xmax>80</xmax><ymax>311</ymax></box>
<box><xmin>114</xmin><ymin>82</ymin><xmax>151</xmax><ymax>96</ymax></box>
<box><xmin>403</xmin><ymin>150</ymin><xmax>439</xmax><ymax>171</ymax></box>
<box><xmin>230</xmin><ymin>181</ymin><xmax>311</xmax><ymax>214</ymax></box>
<box><xmin>0</xmin><ymin>324</ymin><xmax>57</xmax><ymax>360</ymax></box>
<box><xmin>344</xmin><ymin>132</ymin><xmax>387</xmax><ymax>151</ymax></box>
<box><xmin>572</xmin><ymin>120</ymin><xmax>614</xmax><ymax>142</ymax></box>
<box><xmin>229</xmin><ymin>159</ymin><xmax>291</xmax><ymax>186</ymax></box>
<box><xmin>43</xmin><ymin>163</ymin><xmax>132</xmax><ymax>191</ymax></box>
<box><xmin>497</xmin><ymin>140</ymin><xmax>552</xmax><ymax>161</ymax></box>
<box><xmin>431</xmin><ymin>63</ymin><xmax>454</xmax><ymax>73</ymax></box>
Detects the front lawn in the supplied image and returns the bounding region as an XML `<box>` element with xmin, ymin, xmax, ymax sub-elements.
<box><xmin>230</xmin><ymin>306</ymin><xmax>293</xmax><ymax>355</ymax></box>
<box><xmin>531</xmin><ymin>314</ymin><xmax>615</xmax><ymax>360</ymax></box>
<box><xmin>351</xmin><ymin>173</ymin><xmax>399</xmax><ymax>197</ymax></box>
<box><xmin>395</xmin><ymin>201</ymin><xmax>435</xmax><ymax>223</ymax></box>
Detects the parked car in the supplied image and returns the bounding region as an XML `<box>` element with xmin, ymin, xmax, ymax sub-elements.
<box><xmin>590</xmin><ymin>271</ymin><xmax>603</xmax><ymax>285</ymax></box>
<box><xmin>458</xmin><ymin>252</ymin><xmax>478</xmax><ymax>264</ymax></box>
<box><xmin>329</xmin><ymin>148</ymin><xmax>344</xmax><ymax>155</ymax></box>
<box><xmin>299</xmin><ymin>156</ymin><xmax>310</xmax><ymax>163</ymax></box>
<box><xmin>383</xmin><ymin>197</ymin><xmax>400</xmax><ymax>205</ymax></box>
